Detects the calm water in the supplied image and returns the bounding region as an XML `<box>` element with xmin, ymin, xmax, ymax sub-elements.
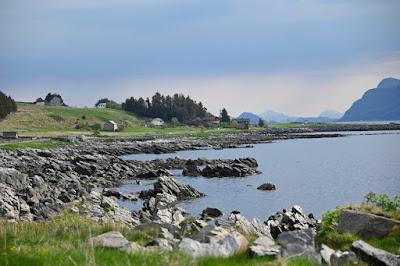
<box><xmin>117</xmin><ymin>131</ymin><xmax>400</xmax><ymax>219</ymax></box>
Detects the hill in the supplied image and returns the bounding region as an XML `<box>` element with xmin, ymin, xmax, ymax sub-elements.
<box><xmin>319</xmin><ymin>110</ymin><xmax>342</xmax><ymax>119</ymax></box>
<box><xmin>237</xmin><ymin>112</ymin><xmax>261</xmax><ymax>124</ymax></box>
<box><xmin>0</xmin><ymin>103</ymin><xmax>141</xmax><ymax>134</ymax></box>
<box><xmin>340</xmin><ymin>77</ymin><xmax>400</xmax><ymax>121</ymax></box>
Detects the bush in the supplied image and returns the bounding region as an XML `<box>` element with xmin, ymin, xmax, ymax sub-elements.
<box><xmin>364</xmin><ymin>192</ymin><xmax>400</xmax><ymax>212</ymax></box>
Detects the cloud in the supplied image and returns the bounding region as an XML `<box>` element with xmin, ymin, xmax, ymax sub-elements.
<box><xmin>3</xmin><ymin>54</ymin><xmax>399</xmax><ymax>117</ymax></box>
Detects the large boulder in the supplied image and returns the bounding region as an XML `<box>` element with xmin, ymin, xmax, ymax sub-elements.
<box><xmin>141</xmin><ymin>176</ymin><xmax>204</xmax><ymax>200</ymax></box>
<box><xmin>178</xmin><ymin>231</ymin><xmax>248</xmax><ymax>258</ymax></box>
<box><xmin>277</xmin><ymin>228</ymin><xmax>321</xmax><ymax>263</ymax></box>
<box><xmin>249</xmin><ymin>236</ymin><xmax>280</xmax><ymax>257</ymax></box>
<box><xmin>351</xmin><ymin>240</ymin><xmax>400</xmax><ymax>266</ymax></box>
<box><xmin>338</xmin><ymin>210</ymin><xmax>400</xmax><ymax>239</ymax></box>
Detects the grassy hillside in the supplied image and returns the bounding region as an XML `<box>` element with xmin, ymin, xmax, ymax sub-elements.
<box><xmin>0</xmin><ymin>103</ymin><xmax>141</xmax><ymax>136</ymax></box>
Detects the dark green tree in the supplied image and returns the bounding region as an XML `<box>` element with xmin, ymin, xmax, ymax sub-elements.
<box><xmin>220</xmin><ymin>108</ymin><xmax>230</xmax><ymax>123</ymax></box>
<box><xmin>258</xmin><ymin>118</ymin><xmax>265</xmax><ymax>127</ymax></box>
<box><xmin>0</xmin><ymin>91</ymin><xmax>17</xmax><ymax>119</ymax></box>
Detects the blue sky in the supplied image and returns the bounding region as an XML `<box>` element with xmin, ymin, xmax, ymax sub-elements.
<box><xmin>1</xmin><ymin>0</ymin><xmax>399</xmax><ymax>116</ymax></box>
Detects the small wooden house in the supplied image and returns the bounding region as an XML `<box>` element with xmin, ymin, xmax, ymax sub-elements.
<box><xmin>3</xmin><ymin>132</ymin><xmax>18</xmax><ymax>139</ymax></box>
<box><xmin>96</xmin><ymin>102</ymin><xmax>107</xmax><ymax>109</ymax></box>
<box><xmin>103</xmin><ymin>121</ymin><xmax>118</xmax><ymax>131</ymax></box>
<box><xmin>35</xmin><ymin>98</ymin><xmax>45</xmax><ymax>106</ymax></box>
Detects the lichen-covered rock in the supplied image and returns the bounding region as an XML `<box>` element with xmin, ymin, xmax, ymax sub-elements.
<box><xmin>0</xmin><ymin>183</ymin><xmax>32</xmax><ymax>221</ymax></box>
<box><xmin>338</xmin><ymin>210</ymin><xmax>400</xmax><ymax>239</ymax></box>
<box><xmin>249</xmin><ymin>236</ymin><xmax>280</xmax><ymax>257</ymax></box>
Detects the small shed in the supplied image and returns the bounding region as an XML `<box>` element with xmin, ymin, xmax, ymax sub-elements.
<box><xmin>150</xmin><ymin>118</ymin><xmax>165</xmax><ymax>126</ymax></box>
<box><xmin>96</xmin><ymin>102</ymin><xmax>107</xmax><ymax>109</ymax></box>
<box><xmin>3</xmin><ymin>132</ymin><xmax>18</xmax><ymax>139</ymax></box>
<box><xmin>103</xmin><ymin>121</ymin><xmax>118</xmax><ymax>131</ymax></box>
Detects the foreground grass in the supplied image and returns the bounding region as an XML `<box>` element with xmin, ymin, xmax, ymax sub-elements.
<box><xmin>0</xmin><ymin>213</ymin><xmax>317</xmax><ymax>266</ymax></box>
<box><xmin>0</xmin><ymin>140</ymin><xmax>74</xmax><ymax>151</ymax></box>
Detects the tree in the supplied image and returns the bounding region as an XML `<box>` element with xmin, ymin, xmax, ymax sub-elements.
<box><xmin>122</xmin><ymin>92</ymin><xmax>209</xmax><ymax>123</ymax></box>
<box><xmin>0</xmin><ymin>91</ymin><xmax>17</xmax><ymax>119</ymax></box>
<box><xmin>220</xmin><ymin>108</ymin><xmax>230</xmax><ymax>123</ymax></box>
<box><xmin>258</xmin><ymin>118</ymin><xmax>265</xmax><ymax>127</ymax></box>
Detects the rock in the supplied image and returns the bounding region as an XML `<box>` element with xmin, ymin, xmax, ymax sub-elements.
<box><xmin>266</xmin><ymin>205</ymin><xmax>318</xmax><ymax>239</ymax></box>
<box><xmin>228</xmin><ymin>212</ymin><xmax>271</xmax><ymax>238</ymax></box>
<box><xmin>277</xmin><ymin>229</ymin><xmax>321</xmax><ymax>263</ymax></box>
<box><xmin>257</xmin><ymin>183</ymin><xmax>276</xmax><ymax>191</ymax></box>
<box><xmin>182</xmin><ymin>164</ymin><xmax>201</xmax><ymax>177</ymax></box>
<box><xmin>146</xmin><ymin>238</ymin><xmax>174</xmax><ymax>251</ymax></box>
<box><xmin>88</xmin><ymin>231</ymin><xmax>131</xmax><ymax>249</ymax></box>
<box><xmin>320</xmin><ymin>244</ymin><xmax>335</xmax><ymax>265</ymax></box>
<box><xmin>141</xmin><ymin>176</ymin><xmax>204</xmax><ymax>200</ymax></box>
<box><xmin>136</xmin><ymin>169</ymin><xmax>171</xmax><ymax>179</ymax></box>
<box><xmin>201</xmin><ymin>158</ymin><xmax>260</xmax><ymax>178</ymax></box>
<box><xmin>351</xmin><ymin>240</ymin><xmax>400</xmax><ymax>266</ymax></box>
<box><xmin>153</xmin><ymin>207</ymin><xmax>185</xmax><ymax>226</ymax></box>
<box><xmin>330</xmin><ymin>251</ymin><xmax>358</xmax><ymax>266</ymax></box>
<box><xmin>178</xmin><ymin>231</ymin><xmax>248</xmax><ymax>258</ymax></box>
<box><xmin>249</xmin><ymin>236</ymin><xmax>280</xmax><ymax>257</ymax></box>
<box><xmin>0</xmin><ymin>183</ymin><xmax>33</xmax><ymax>221</ymax></box>
<box><xmin>201</xmin><ymin>207</ymin><xmax>223</xmax><ymax>219</ymax></box>
<box><xmin>192</xmin><ymin>225</ymin><xmax>231</xmax><ymax>243</ymax></box>
<box><xmin>0</xmin><ymin>168</ymin><xmax>29</xmax><ymax>190</ymax></box>
<box><xmin>338</xmin><ymin>210</ymin><xmax>400</xmax><ymax>239</ymax></box>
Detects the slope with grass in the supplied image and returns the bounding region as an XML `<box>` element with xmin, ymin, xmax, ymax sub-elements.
<box><xmin>0</xmin><ymin>103</ymin><xmax>141</xmax><ymax>135</ymax></box>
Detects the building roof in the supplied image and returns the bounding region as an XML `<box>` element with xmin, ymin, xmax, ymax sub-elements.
<box><xmin>106</xmin><ymin>120</ymin><xmax>117</xmax><ymax>125</ymax></box>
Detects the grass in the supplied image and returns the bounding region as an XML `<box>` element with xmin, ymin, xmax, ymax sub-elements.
<box><xmin>0</xmin><ymin>212</ymin><xmax>318</xmax><ymax>266</ymax></box>
<box><xmin>0</xmin><ymin>140</ymin><xmax>74</xmax><ymax>151</ymax></box>
<box><xmin>0</xmin><ymin>103</ymin><xmax>141</xmax><ymax>136</ymax></box>
<box><xmin>316</xmin><ymin>206</ymin><xmax>400</xmax><ymax>254</ymax></box>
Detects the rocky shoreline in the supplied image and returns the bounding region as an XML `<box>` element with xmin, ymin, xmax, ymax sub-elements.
<box><xmin>1</xmin><ymin>131</ymin><xmax>399</xmax><ymax>265</ymax></box>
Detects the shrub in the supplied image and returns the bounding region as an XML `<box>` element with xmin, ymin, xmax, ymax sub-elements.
<box><xmin>364</xmin><ymin>192</ymin><xmax>400</xmax><ymax>212</ymax></box>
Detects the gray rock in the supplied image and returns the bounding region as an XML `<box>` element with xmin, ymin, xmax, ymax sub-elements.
<box><xmin>320</xmin><ymin>244</ymin><xmax>335</xmax><ymax>265</ymax></box>
<box><xmin>0</xmin><ymin>168</ymin><xmax>29</xmax><ymax>190</ymax></box>
<box><xmin>178</xmin><ymin>231</ymin><xmax>248</xmax><ymax>258</ymax></box>
<box><xmin>228</xmin><ymin>212</ymin><xmax>271</xmax><ymax>238</ymax></box>
<box><xmin>201</xmin><ymin>207</ymin><xmax>223</xmax><ymax>219</ymax></box>
<box><xmin>249</xmin><ymin>236</ymin><xmax>280</xmax><ymax>257</ymax></box>
<box><xmin>330</xmin><ymin>251</ymin><xmax>358</xmax><ymax>266</ymax></box>
<box><xmin>338</xmin><ymin>210</ymin><xmax>400</xmax><ymax>239</ymax></box>
<box><xmin>0</xmin><ymin>183</ymin><xmax>33</xmax><ymax>221</ymax></box>
<box><xmin>257</xmin><ymin>183</ymin><xmax>276</xmax><ymax>191</ymax></box>
<box><xmin>88</xmin><ymin>231</ymin><xmax>131</xmax><ymax>249</ymax></box>
<box><xmin>351</xmin><ymin>240</ymin><xmax>400</xmax><ymax>266</ymax></box>
<box><xmin>277</xmin><ymin>229</ymin><xmax>321</xmax><ymax>263</ymax></box>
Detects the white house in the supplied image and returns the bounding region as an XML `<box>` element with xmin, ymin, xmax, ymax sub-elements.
<box><xmin>150</xmin><ymin>118</ymin><xmax>165</xmax><ymax>126</ymax></box>
<box><xmin>35</xmin><ymin>98</ymin><xmax>45</xmax><ymax>106</ymax></box>
<box><xmin>103</xmin><ymin>121</ymin><xmax>118</xmax><ymax>131</ymax></box>
<box><xmin>96</xmin><ymin>102</ymin><xmax>107</xmax><ymax>109</ymax></box>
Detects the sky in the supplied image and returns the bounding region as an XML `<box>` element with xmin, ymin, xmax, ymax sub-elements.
<box><xmin>1</xmin><ymin>0</ymin><xmax>400</xmax><ymax>117</ymax></box>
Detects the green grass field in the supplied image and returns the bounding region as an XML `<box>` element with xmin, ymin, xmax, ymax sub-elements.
<box><xmin>0</xmin><ymin>104</ymin><xmax>267</xmax><ymax>138</ymax></box>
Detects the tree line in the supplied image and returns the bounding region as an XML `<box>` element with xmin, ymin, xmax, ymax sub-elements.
<box><xmin>121</xmin><ymin>92</ymin><xmax>208</xmax><ymax>123</ymax></box>
<box><xmin>0</xmin><ymin>91</ymin><xmax>17</xmax><ymax>119</ymax></box>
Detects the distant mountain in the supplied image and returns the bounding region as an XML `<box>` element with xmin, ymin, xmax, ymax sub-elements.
<box><xmin>319</xmin><ymin>110</ymin><xmax>342</xmax><ymax>119</ymax></box>
<box><xmin>259</xmin><ymin>110</ymin><xmax>297</xmax><ymax>123</ymax></box>
<box><xmin>340</xmin><ymin>77</ymin><xmax>400</xmax><ymax>121</ymax></box>
<box><xmin>238</xmin><ymin>112</ymin><xmax>261</xmax><ymax>124</ymax></box>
